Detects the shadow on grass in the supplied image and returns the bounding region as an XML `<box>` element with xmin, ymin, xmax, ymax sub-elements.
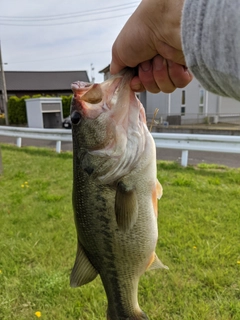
<box><xmin>0</xmin><ymin>144</ymin><xmax>73</xmax><ymax>159</ymax></box>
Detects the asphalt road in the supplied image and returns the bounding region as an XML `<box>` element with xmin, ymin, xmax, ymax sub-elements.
<box><xmin>0</xmin><ymin>135</ymin><xmax>240</xmax><ymax>168</ymax></box>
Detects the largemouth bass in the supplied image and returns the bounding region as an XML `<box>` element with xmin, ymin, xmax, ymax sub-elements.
<box><xmin>70</xmin><ymin>69</ymin><xmax>168</xmax><ymax>320</ymax></box>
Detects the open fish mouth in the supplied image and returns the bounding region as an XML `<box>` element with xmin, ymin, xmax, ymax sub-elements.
<box><xmin>70</xmin><ymin>69</ymin><xmax>144</xmax><ymax>121</ymax></box>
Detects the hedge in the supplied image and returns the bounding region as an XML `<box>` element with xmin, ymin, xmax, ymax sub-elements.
<box><xmin>7</xmin><ymin>95</ymin><xmax>72</xmax><ymax>125</ymax></box>
<box><xmin>8</xmin><ymin>96</ymin><xmax>28</xmax><ymax>125</ymax></box>
<box><xmin>61</xmin><ymin>95</ymin><xmax>72</xmax><ymax>118</ymax></box>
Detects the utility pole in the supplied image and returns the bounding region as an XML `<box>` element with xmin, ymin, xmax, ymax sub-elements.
<box><xmin>90</xmin><ymin>63</ymin><xmax>95</xmax><ymax>83</ymax></box>
<box><xmin>0</xmin><ymin>41</ymin><xmax>8</xmax><ymax>126</ymax></box>
<box><xmin>0</xmin><ymin>146</ymin><xmax>3</xmax><ymax>175</ymax></box>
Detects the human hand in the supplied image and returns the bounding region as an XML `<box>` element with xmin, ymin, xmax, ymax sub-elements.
<box><xmin>110</xmin><ymin>0</ymin><xmax>193</xmax><ymax>93</ymax></box>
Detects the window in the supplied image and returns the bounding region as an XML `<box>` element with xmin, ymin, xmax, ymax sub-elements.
<box><xmin>181</xmin><ymin>90</ymin><xmax>186</xmax><ymax>105</ymax></box>
<box><xmin>181</xmin><ymin>90</ymin><xmax>186</xmax><ymax>116</ymax></box>
<box><xmin>199</xmin><ymin>88</ymin><xmax>205</xmax><ymax>111</ymax></box>
<box><xmin>199</xmin><ymin>106</ymin><xmax>204</xmax><ymax>115</ymax></box>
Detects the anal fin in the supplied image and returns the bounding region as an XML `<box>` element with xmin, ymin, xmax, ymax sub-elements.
<box><xmin>70</xmin><ymin>242</ymin><xmax>98</xmax><ymax>287</ymax></box>
<box><xmin>147</xmin><ymin>252</ymin><xmax>169</xmax><ymax>271</ymax></box>
<box><xmin>115</xmin><ymin>181</ymin><xmax>138</xmax><ymax>232</ymax></box>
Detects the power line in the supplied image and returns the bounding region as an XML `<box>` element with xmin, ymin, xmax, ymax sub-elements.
<box><xmin>0</xmin><ymin>12</ymin><xmax>133</xmax><ymax>26</ymax></box>
<box><xmin>0</xmin><ymin>42</ymin><xmax>9</xmax><ymax>125</ymax></box>
<box><xmin>0</xmin><ymin>5</ymin><xmax>136</xmax><ymax>22</ymax></box>
<box><xmin>0</xmin><ymin>2</ymin><xmax>139</xmax><ymax>20</ymax></box>
<box><xmin>0</xmin><ymin>6</ymin><xmax>136</xmax><ymax>23</ymax></box>
<box><xmin>6</xmin><ymin>50</ymin><xmax>110</xmax><ymax>65</ymax></box>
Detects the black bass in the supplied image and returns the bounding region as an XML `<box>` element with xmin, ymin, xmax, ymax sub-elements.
<box><xmin>70</xmin><ymin>70</ymin><xmax>168</xmax><ymax>320</ymax></box>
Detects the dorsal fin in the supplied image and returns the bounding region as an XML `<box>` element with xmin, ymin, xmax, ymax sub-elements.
<box><xmin>115</xmin><ymin>181</ymin><xmax>138</xmax><ymax>232</ymax></box>
<box><xmin>70</xmin><ymin>242</ymin><xmax>98</xmax><ymax>287</ymax></box>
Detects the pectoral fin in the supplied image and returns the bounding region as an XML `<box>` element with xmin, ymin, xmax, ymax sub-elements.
<box><xmin>147</xmin><ymin>252</ymin><xmax>169</xmax><ymax>271</ymax></box>
<box><xmin>70</xmin><ymin>242</ymin><xmax>98</xmax><ymax>287</ymax></box>
<box><xmin>115</xmin><ymin>181</ymin><xmax>138</xmax><ymax>232</ymax></box>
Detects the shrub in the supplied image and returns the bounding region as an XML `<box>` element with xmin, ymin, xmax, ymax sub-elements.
<box><xmin>61</xmin><ymin>95</ymin><xmax>72</xmax><ymax>118</ymax></box>
<box><xmin>0</xmin><ymin>113</ymin><xmax>5</xmax><ymax>125</ymax></box>
<box><xmin>7</xmin><ymin>95</ymin><xmax>72</xmax><ymax>125</ymax></box>
<box><xmin>8</xmin><ymin>96</ymin><xmax>29</xmax><ymax>125</ymax></box>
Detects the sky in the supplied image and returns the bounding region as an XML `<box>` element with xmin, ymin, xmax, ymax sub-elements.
<box><xmin>0</xmin><ymin>0</ymin><xmax>141</xmax><ymax>83</ymax></box>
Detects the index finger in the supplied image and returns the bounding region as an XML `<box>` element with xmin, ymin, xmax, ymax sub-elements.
<box><xmin>110</xmin><ymin>46</ymin><xmax>126</xmax><ymax>74</ymax></box>
<box><xmin>110</xmin><ymin>41</ymin><xmax>129</xmax><ymax>75</ymax></box>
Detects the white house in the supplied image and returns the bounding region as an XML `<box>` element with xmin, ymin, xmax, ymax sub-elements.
<box><xmin>99</xmin><ymin>66</ymin><xmax>240</xmax><ymax>126</ymax></box>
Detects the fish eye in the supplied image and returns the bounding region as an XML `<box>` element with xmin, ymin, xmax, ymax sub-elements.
<box><xmin>71</xmin><ymin>111</ymin><xmax>81</xmax><ymax>125</ymax></box>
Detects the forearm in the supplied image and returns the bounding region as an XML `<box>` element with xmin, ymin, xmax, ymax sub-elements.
<box><xmin>181</xmin><ymin>0</ymin><xmax>240</xmax><ymax>101</ymax></box>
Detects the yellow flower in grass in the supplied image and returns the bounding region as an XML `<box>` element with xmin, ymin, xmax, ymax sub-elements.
<box><xmin>193</xmin><ymin>246</ymin><xmax>197</xmax><ymax>249</ymax></box>
<box><xmin>21</xmin><ymin>182</ymin><xmax>29</xmax><ymax>188</ymax></box>
<box><xmin>35</xmin><ymin>311</ymin><xmax>41</xmax><ymax>318</ymax></box>
<box><xmin>237</xmin><ymin>261</ymin><xmax>240</xmax><ymax>264</ymax></box>
<box><xmin>0</xmin><ymin>270</ymin><xmax>2</xmax><ymax>274</ymax></box>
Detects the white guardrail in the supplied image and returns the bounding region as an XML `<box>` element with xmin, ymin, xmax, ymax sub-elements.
<box><xmin>152</xmin><ymin>132</ymin><xmax>240</xmax><ymax>166</ymax></box>
<box><xmin>0</xmin><ymin>126</ymin><xmax>72</xmax><ymax>154</ymax></box>
<box><xmin>0</xmin><ymin>126</ymin><xmax>240</xmax><ymax>167</ymax></box>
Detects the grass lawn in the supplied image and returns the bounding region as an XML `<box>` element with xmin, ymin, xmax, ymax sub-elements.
<box><xmin>0</xmin><ymin>145</ymin><xmax>240</xmax><ymax>320</ymax></box>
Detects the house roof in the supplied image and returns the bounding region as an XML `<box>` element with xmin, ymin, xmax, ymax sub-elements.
<box><xmin>4</xmin><ymin>70</ymin><xmax>89</xmax><ymax>91</ymax></box>
<box><xmin>99</xmin><ymin>65</ymin><xmax>110</xmax><ymax>74</ymax></box>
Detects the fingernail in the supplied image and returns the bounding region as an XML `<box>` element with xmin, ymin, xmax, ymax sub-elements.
<box><xmin>130</xmin><ymin>77</ymin><xmax>144</xmax><ymax>92</ymax></box>
<box><xmin>131</xmin><ymin>83</ymin><xmax>144</xmax><ymax>92</ymax></box>
<box><xmin>140</xmin><ymin>60</ymin><xmax>151</xmax><ymax>72</ymax></box>
<box><xmin>183</xmin><ymin>65</ymin><xmax>190</xmax><ymax>75</ymax></box>
<box><xmin>154</xmin><ymin>55</ymin><xmax>164</xmax><ymax>71</ymax></box>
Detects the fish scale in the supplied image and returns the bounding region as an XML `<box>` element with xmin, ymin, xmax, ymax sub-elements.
<box><xmin>70</xmin><ymin>70</ymin><xmax>168</xmax><ymax>320</ymax></box>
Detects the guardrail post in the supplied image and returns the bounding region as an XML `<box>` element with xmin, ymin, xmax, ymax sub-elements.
<box><xmin>16</xmin><ymin>137</ymin><xmax>22</xmax><ymax>148</ymax></box>
<box><xmin>56</xmin><ymin>140</ymin><xmax>61</xmax><ymax>153</ymax></box>
<box><xmin>181</xmin><ymin>150</ymin><xmax>188</xmax><ymax>167</ymax></box>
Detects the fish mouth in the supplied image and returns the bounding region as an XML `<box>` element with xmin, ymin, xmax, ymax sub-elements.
<box><xmin>70</xmin><ymin>71</ymin><xmax>134</xmax><ymax>121</ymax></box>
<box><xmin>71</xmin><ymin>81</ymin><xmax>92</xmax><ymax>89</ymax></box>
<box><xmin>71</xmin><ymin>82</ymin><xmax>103</xmax><ymax>104</ymax></box>
<box><xmin>71</xmin><ymin>68</ymin><xmax>136</xmax><ymax>106</ymax></box>
<box><xmin>70</xmin><ymin>69</ymin><xmax>146</xmax><ymax>126</ymax></box>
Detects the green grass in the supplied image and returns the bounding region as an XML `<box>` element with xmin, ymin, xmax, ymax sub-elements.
<box><xmin>0</xmin><ymin>144</ymin><xmax>240</xmax><ymax>320</ymax></box>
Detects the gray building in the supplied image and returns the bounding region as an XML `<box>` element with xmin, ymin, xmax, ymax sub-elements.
<box><xmin>99</xmin><ymin>66</ymin><xmax>240</xmax><ymax>125</ymax></box>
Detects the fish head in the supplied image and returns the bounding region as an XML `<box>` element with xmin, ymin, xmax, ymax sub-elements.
<box><xmin>70</xmin><ymin>69</ymin><xmax>150</xmax><ymax>184</ymax></box>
